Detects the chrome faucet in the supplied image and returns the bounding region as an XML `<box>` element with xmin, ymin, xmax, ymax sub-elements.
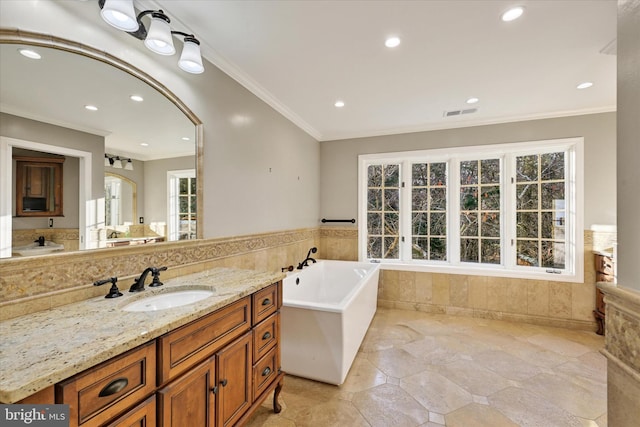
<box><xmin>129</xmin><ymin>266</ymin><xmax>167</xmax><ymax>292</ymax></box>
<box><xmin>297</xmin><ymin>247</ymin><xmax>317</xmax><ymax>270</ymax></box>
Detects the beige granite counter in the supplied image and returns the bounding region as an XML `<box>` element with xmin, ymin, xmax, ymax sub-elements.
<box><xmin>0</xmin><ymin>267</ymin><xmax>284</xmax><ymax>403</ymax></box>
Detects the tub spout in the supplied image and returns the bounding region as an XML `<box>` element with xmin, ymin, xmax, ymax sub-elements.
<box><xmin>297</xmin><ymin>247</ymin><xmax>317</xmax><ymax>269</ymax></box>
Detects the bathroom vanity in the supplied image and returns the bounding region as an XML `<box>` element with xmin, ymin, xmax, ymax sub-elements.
<box><xmin>0</xmin><ymin>268</ymin><xmax>284</xmax><ymax>427</ymax></box>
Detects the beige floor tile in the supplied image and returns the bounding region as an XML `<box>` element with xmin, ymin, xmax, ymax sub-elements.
<box><xmin>446</xmin><ymin>402</ymin><xmax>519</xmax><ymax>427</ymax></box>
<box><xmin>291</xmin><ymin>400</ymin><xmax>370</xmax><ymax>427</ymax></box>
<box><xmin>471</xmin><ymin>350</ymin><xmax>543</xmax><ymax>381</ymax></box>
<box><xmin>435</xmin><ymin>359</ymin><xmax>512</xmax><ymax>396</ymax></box>
<box><xmin>360</xmin><ymin>323</ymin><xmax>425</xmax><ymax>352</ymax></box>
<box><xmin>527</xmin><ymin>334</ymin><xmax>593</xmax><ymax>357</ymax></box>
<box><xmin>352</xmin><ymin>383</ymin><xmax>431</xmax><ymax>427</ymax></box>
<box><xmin>489</xmin><ymin>387</ymin><xmax>585</xmax><ymax>427</ymax></box>
<box><xmin>366</xmin><ymin>347</ymin><xmax>430</xmax><ymax>378</ymax></box>
<box><xmin>399</xmin><ymin>370</ymin><xmax>473</xmax><ymax>414</ymax></box>
<box><xmin>339</xmin><ymin>356</ymin><xmax>387</xmax><ymax>393</ymax></box>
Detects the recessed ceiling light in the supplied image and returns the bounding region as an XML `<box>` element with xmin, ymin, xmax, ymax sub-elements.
<box><xmin>18</xmin><ymin>48</ymin><xmax>41</xmax><ymax>59</ymax></box>
<box><xmin>385</xmin><ymin>37</ymin><xmax>401</xmax><ymax>48</ymax></box>
<box><xmin>181</xmin><ymin>137</ymin><xmax>190</xmax><ymax>141</ymax></box>
<box><xmin>577</xmin><ymin>82</ymin><xmax>594</xmax><ymax>89</ymax></box>
<box><xmin>501</xmin><ymin>6</ymin><xmax>524</xmax><ymax>22</ymax></box>
<box><xmin>334</xmin><ymin>100</ymin><xmax>345</xmax><ymax>108</ymax></box>
<box><xmin>130</xmin><ymin>95</ymin><xmax>144</xmax><ymax>102</ymax></box>
<box><xmin>140</xmin><ymin>143</ymin><xmax>149</xmax><ymax>147</ymax></box>
<box><xmin>84</xmin><ymin>105</ymin><xmax>98</xmax><ymax>111</ymax></box>
<box><xmin>466</xmin><ymin>97</ymin><xmax>479</xmax><ymax>104</ymax></box>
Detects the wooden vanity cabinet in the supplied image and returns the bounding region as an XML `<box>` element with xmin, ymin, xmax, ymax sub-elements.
<box><xmin>51</xmin><ymin>281</ymin><xmax>283</xmax><ymax>427</ymax></box>
<box><xmin>14</xmin><ymin>156</ymin><xmax>64</xmax><ymax>217</ymax></box>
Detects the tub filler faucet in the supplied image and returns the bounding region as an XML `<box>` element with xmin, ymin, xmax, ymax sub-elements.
<box><xmin>297</xmin><ymin>247</ymin><xmax>317</xmax><ymax>270</ymax></box>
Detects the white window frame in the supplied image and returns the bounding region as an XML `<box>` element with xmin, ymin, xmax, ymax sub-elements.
<box><xmin>358</xmin><ymin>137</ymin><xmax>584</xmax><ymax>283</ymax></box>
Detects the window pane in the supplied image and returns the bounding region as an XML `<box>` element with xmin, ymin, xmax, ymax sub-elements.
<box><xmin>412</xmin><ymin>213</ymin><xmax>428</xmax><ymax>235</ymax></box>
<box><xmin>460</xmin><ymin>188</ymin><xmax>478</xmax><ymax>210</ymax></box>
<box><xmin>517</xmin><ymin>240</ymin><xmax>539</xmax><ymax>266</ymax></box>
<box><xmin>179</xmin><ymin>196</ymin><xmax>188</xmax><ymax>213</ymax></box>
<box><xmin>384</xmin><ymin>212</ymin><xmax>399</xmax><ymax>236</ymax></box>
<box><xmin>430</xmin><ymin>163</ymin><xmax>446</xmax><ymax>186</ymax></box>
<box><xmin>430</xmin><ymin>188</ymin><xmax>446</xmax><ymax>211</ymax></box>
<box><xmin>541</xmin><ymin>183</ymin><xmax>564</xmax><ymax>210</ymax></box>
<box><xmin>368</xmin><ymin>213</ymin><xmax>382</xmax><ymax>234</ymax></box>
<box><xmin>430</xmin><ymin>212</ymin><xmax>447</xmax><ymax>236</ymax></box>
<box><xmin>430</xmin><ymin>238</ymin><xmax>447</xmax><ymax>260</ymax></box>
<box><xmin>384</xmin><ymin>189</ymin><xmax>399</xmax><ymax>211</ymax></box>
<box><xmin>412</xmin><ymin>163</ymin><xmax>428</xmax><ymax>186</ymax></box>
<box><xmin>461</xmin><ymin>238</ymin><xmax>479</xmax><ymax>262</ymax></box>
<box><xmin>541</xmin><ymin>152</ymin><xmax>564</xmax><ymax>181</ymax></box>
<box><xmin>480</xmin><ymin>185</ymin><xmax>500</xmax><ymax>210</ymax></box>
<box><xmin>368</xmin><ymin>189</ymin><xmax>382</xmax><ymax>210</ymax></box>
<box><xmin>542</xmin><ymin>211</ymin><xmax>565</xmax><ymax>239</ymax></box>
<box><xmin>190</xmin><ymin>195</ymin><xmax>197</xmax><ymax>213</ymax></box>
<box><xmin>179</xmin><ymin>178</ymin><xmax>188</xmax><ymax>194</ymax></box>
<box><xmin>190</xmin><ymin>178</ymin><xmax>197</xmax><ymax>194</ymax></box>
<box><xmin>481</xmin><ymin>159</ymin><xmax>500</xmax><ymax>184</ymax></box>
<box><xmin>517</xmin><ymin>212</ymin><xmax>538</xmax><ymax>238</ymax></box>
<box><xmin>412</xmin><ymin>188</ymin><xmax>429</xmax><ymax>211</ymax></box>
<box><xmin>481</xmin><ymin>239</ymin><xmax>501</xmax><ymax>264</ymax></box>
<box><xmin>412</xmin><ymin>237</ymin><xmax>429</xmax><ymax>260</ymax></box>
<box><xmin>460</xmin><ymin>161</ymin><xmax>478</xmax><ymax>185</ymax></box>
<box><xmin>368</xmin><ymin>165</ymin><xmax>382</xmax><ymax>187</ymax></box>
<box><xmin>384</xmin><ymin>164</ymin><xmax>399</xmax><ymax>186</ymax></box>
<box><xmin>368</xmin><ymin>237</ymin><xmax>382</xmax><ymax>259</ymax></box>
<box><xmin>516</xmin><ymin>183</ymin><xmax>538</xmax><ymax>210</ymax></box>
<box><xmin>460</xmin><ymin>212</ymin><xmax>478</xmax><ymax>236</ymax></box>
<box><xmin>481</xmin><ymin>212</ymin><xmax>500</xmax><ymax>237</ymax></box>
<box><xmin>516</xmin><ymin>155</ymin><xmax>538</xmax><ymax>182</ymax></box>
<box><xmin>384</xmin><ymin>237</ymin><xmax>399</xmax><ymax>258</ymax></box>
<box><xmin>541</xmin><ymin>241</ymin><xmax>565</xmax><ymax>268</ymax></box>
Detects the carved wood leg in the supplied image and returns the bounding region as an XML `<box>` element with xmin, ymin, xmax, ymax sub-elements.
<box><xmin>593</xmin><ymin>310</ymin><xmax>605</xmax><ymax>336</ymax></box>
<box><xmin>273</xmin><ymin>377</ymin><xmax>283</xmax><ymax>414</ymax></box>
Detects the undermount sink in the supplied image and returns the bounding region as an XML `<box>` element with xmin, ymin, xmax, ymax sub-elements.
<box><xmin>122</xmin><ymin>290</ymin><xmax>214</xmax><ymax>312</ymax></box>
<box><xmin>12</xmin><ymin>242</ymin><xmax>64</xmax><ymax>256</ymax></box>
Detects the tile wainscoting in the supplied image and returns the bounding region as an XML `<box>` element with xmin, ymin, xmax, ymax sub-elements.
<box><xmin>321</xmin><ymin>227</ymin><xmax>615</xmax><ymax>331</ymax></box>
<box><xmin>0</xmin><ymin>228</ymin><xmax>318</xmax><ymax>321</ymax></box>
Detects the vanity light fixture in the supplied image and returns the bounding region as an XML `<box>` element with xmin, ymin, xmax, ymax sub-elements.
<box><xmin>98</xmin><ymin>0</ymin><xmax>205</xmax><ymax>74</ymax></box>
<box><xmin>104</xmin><ymin>154</ymin><xmax>111</xmax><ymax>166</ymax></box>
<box><xmin>112</xmin><ymin>157</ymin><xmax>123</xmax><ymax>169</ymax></box>
<box><xmin>124</xmin><ymin>159</ymin><xmax>134</xmax><ymax>170</ymax></box>
<box><xmin>105</xmin><ymin>154</ymin><xmax>133</xmax><ymax>170</ymax></box>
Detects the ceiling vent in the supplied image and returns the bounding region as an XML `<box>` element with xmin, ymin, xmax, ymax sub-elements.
<box><xmin>600</xmin><ymin>38</ymin><xmax>617</xmax><ymax>56</ymax></box>
<box><xmin>444</xmin><ymin>108</ymin><xmax>477</xmax><ymax>117</ymax></box>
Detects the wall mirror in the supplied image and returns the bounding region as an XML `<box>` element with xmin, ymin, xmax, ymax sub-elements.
<box><xmin>0</xmin><ymin>30</ymin><xmax>203</xmax><ymax>259</ymax></box>
<box><xmin>105</xmin><ymin>173</ymin><xmax>136</xmax><ymax>231</ymax></box>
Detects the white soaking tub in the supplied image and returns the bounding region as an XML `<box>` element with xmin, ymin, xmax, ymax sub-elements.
<box><xmin>281</xmin><ymin>260</ymin><xmax>380</xmax><ymax>385</ymax></box>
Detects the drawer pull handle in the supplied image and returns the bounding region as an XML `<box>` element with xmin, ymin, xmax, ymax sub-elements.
<box><xmin>262</xmin><ymin>367</ymin><xmax>272</xmax><ymax>377</ymax></box>
<box><xmin>262</xmin><ymin>298</ymin><xmax>271</xmax><ymax>306</ymax></box>
<box><xmin>262</xmin><ymin>332</ymin><xmax>272</xmax><ymax>340</ymax></box>
<box><xmin>220</xmin><ymin>379</ymin><xmax>228</xmax><ymax>387</ymax></box>
<box><xmin>99</xmin><ymin>378</ymin><xmax>128</xmax><ymax>397</ymax></box>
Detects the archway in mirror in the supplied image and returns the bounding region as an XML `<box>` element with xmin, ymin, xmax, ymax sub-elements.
<box><xmin>0</xmin><ymin>30</ymin><xmax>203</xmax><ymax>258</ymax></box>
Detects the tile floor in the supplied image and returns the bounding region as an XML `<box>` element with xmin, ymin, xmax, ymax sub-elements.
<box><xmin>247</xmin><ymin>308</ymin><xmax>607</xmax><ymax>427</ymax></box>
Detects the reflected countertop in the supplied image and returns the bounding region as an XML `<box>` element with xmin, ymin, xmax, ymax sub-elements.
<box><xmin>0</xmin><ymin>267</ymin><xmax>284</xmax><ymax>403</ymax></box>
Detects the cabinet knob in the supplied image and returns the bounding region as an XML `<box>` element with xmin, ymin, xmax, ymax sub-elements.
<box><xmin>211</xmin><ymin>386</ymin><xmax>218</xmax><ymax>394</ymax></box>
<box><xmin>220</xmin><ymin>379</ymin><xmax>228</xmax><ymax>387</ymax></box>
<box><xmin>262</xmin><ymin>367</ymin><xmax>272</xmax><ymax>377</ymax></box>
<box><xmin>262</xmin><ymin>298</ymin><xmax>271</xmax><ymax>306</ymax></box>
<box><xmin>262</xmin><ymin>331</ymin><xmax>272</xmax><ymax>340</ymax></box>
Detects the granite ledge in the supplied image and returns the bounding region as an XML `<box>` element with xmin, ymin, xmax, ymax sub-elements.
<box><xmin>0</xmin><ymin>267</ymin><xmax>284</xmax><ymax>403</ymax></box>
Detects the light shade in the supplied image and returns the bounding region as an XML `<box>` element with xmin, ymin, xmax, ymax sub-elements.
<box><xmin>100</xmin><ymin>0</ymin><xmax>139</xmax><ymax>32</ymax></box>
<box><xmin>113</xmin><ymin>157</ymin><xmax>123</xmax><ymax>169</ymax></box>
<box><xmin>144</xmin><ymin>13</ymin><xmax>175</xmax><ymax>55</ymax></box>
<box><xmin>178</xmin><ymin>38</ymin><xmax>204</xmax><ymax>74</ymax></box>
<box><xmin>104</xmin><ymin>154</ymin><xmax>111</xmax><ymax>167</ymax></box>
<box><xmin>124</xmin><ymin>159</ymin><xmax>134</xmax><ymax>170</ymax></box>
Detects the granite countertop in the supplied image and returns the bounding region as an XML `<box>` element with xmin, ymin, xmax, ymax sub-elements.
<box><xmin>0</xmin><ymin>267</ymin><xmax>284</xmax><ymax>403</ymax></box>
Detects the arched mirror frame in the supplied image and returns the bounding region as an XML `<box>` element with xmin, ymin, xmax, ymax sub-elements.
<box><xmin>0</xmin><ymin>29</ymin><xmax>205</xmax><ymax>249</ymax></box>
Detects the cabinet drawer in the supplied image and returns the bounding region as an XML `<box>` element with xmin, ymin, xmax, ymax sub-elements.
<box><xmin>252</xmin><ymin>313</ymin><xmax>279</xmax><ymax>362</ymax></box>
<box><xmin>105</xmin><ymin>395</ymin><xmax>156</xmax><ymax>427</ymax></box>
<box><xmin>252</xmin><ymin>284</ymin><xmax>278</xmax><ymax>325</ymax></box>
<box><xmin>57</xmin><ymin>341</ymin><xmax>156</xmax><ymax>427</ymax></box>
<box><xmin>158</xmin><ymin>297</ymin><xmax>250</xmax><ymax>385</ymax></box>
<box><xmin>252</xmin><ymin>345</ymin><xmax>279</xmax><ymax>400</ymax></box>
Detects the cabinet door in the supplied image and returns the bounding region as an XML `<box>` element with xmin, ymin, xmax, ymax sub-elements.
<box><xmin>216</xmin><ymin>332</ymin><xmax>252</xmax><ymax>427</ymax></box>
<box><xmin>157</xmin><ymin>356</ymin><xmax>216</xmax><ymax>427</ymax></box>
<box><xmin>106</xmin><ymin>395</ymin><xmax>156</xmax><ymax>427</ymax></box>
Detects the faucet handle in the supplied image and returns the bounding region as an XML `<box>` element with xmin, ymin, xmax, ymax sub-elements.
<box><xmin>149</xmin><ymin>266</ymin><xmax>168</xmax><ymax>288</ymax></box>
<box><xmin>93</xmin><ymin>277</ymin><xmax>123</xmax><ymax>299</ymax></box>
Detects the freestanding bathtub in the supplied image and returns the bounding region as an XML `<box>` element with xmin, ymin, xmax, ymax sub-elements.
<box><xmin>281</xmin><ymin>260</ymin><xmax>380</xmax><ymax>385</ymax></box>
